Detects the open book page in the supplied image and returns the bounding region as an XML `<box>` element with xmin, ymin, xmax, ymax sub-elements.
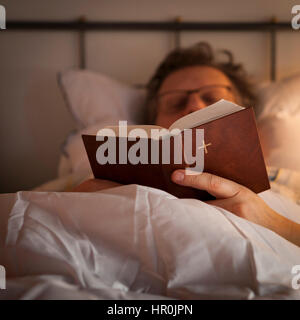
<box><xmin>169</xmin><ymin>99</ymin><xmax>245</xmax><ymax>131</ymax></box>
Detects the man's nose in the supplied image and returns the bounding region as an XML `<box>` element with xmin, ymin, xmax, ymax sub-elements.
<box><xmin>184</xmin><ymin>93</ymin><xmax>207</xmax><ymax>114</ymax></box>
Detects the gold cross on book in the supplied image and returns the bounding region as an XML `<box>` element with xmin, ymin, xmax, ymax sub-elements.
<box><xmin>198</xmin><ymin>140</ymin><xmax>212</xmax><ymax>154</ymax></box>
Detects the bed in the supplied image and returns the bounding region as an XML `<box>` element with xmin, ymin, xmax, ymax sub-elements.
<box><xmin>0</xmin><ymin>67</ymin><xmax>300</xmax><ymax>300</ymax></box>
<box><xmin>0</xmin><ymin>183</ymin><xmax>300</xmax><ymax>299</ymax></box>
<box><xmin>1</xmin><ymin>18</ymin><xmax>300</xmax><ymax>300</ymax></box>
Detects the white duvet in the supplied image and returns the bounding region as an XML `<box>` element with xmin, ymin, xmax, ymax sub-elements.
<box><xmin>0</xmin><ymin>185</ymin><xmax>300</xmax><ymax>300</ymax></box>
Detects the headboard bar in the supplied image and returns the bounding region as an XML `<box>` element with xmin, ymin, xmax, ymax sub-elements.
<box><xmin>6</xmin><ymin>19</ymin><xmax>296</xmax><ymax>81</ymax></box>
<box><xmin>6</xmin><ymin>20</ymin><xmax>293</xmax><ymax>31</ymax></box>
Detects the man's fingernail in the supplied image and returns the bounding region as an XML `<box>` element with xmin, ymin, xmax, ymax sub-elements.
<box><xmin>172</xmin><ymin>171</ymin><xmax>185</xmax><ymax>182</ymax></box>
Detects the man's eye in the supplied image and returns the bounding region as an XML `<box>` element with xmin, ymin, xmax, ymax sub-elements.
<box><xmin>202</xmin><ymin>93</ymin><xmax>223</xmax><ymax>104</ymax></box>
<box><xmin>165</xmin><ymin>95</ymin><xmax>187</xmax><ymax>112</ymax></box>
<box><xmin>202</xmin><ymin>94</ymin><xmax>218</xmax><ymax>104</ymax></box>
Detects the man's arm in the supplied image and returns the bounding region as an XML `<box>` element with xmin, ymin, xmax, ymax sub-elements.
<box><xmin>171</xmin><ymin>170</ymin><xmax>300</xmax><ymax>247</ymax></box>
<box><xmin>72</xmin><ymin>179</ymin><xmax>122</xmax><ymax>192</ymax></box>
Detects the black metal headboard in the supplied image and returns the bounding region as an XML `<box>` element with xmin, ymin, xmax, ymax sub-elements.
<box><xmin>6</xmin><ymin>17</ymin><xmax>296</xmax><ymax>81</ymax></box>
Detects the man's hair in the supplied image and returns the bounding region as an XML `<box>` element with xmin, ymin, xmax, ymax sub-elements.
<box><xmin>145</xmin><ymin>42</ymin><xmax>257</xmax><ymax>124</ymax></box>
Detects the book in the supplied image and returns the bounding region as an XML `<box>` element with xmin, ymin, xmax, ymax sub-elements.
<box><xmin>82</xmin><ymin>99</ymin><xmax>270</xmax><ymax>200</ymax></box>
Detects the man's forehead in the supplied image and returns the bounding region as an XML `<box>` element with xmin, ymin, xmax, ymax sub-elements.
<box><xmin>158</xmin><ymin>65</ymin><xmax>232</xmax><ymax>93</ymax></box>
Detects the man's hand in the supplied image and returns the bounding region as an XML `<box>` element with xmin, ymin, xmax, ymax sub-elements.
<box><xmin>171</xmin><ymin>170</ymin><xmax>300</xmax><ymax>247</ymax></box>
<box><xmin>71</xmin><ymin>179</ymin><xmax>122</xmax><ymax>193</ymax></box>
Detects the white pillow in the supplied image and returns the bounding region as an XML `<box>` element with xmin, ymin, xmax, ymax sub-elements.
<box><xmin>257</xmin><ymin>73</ymin><xmax>300</xmax><ymax>171</ymax></box>
<box><xmin>61</xmin><ymin>121</ymin><xmax>107</xmax><ymax>175</ymax></box>
<box><xmin>258</xmin><ymin>114</ymin><xmax>300</xmax><ymax>171</ymax></box>
<box><xmin>58</xmin><ymin>69</ymin><xmax>146</xmax><ymax>129</ymax></box>
<box><xmin>257</xmin><ymin>73</ymin><xmax>300</xmax><ymax>119</ymax></box>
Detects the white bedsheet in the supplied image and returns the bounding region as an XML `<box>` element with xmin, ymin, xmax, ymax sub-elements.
<box><xmin>0</xmin><ymin>185</ymin><xmax>300</xmax><ymax>300</ymax></box>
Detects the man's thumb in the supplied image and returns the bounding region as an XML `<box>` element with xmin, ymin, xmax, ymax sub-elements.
<box><xmin>171</xmin><ymin>170</ymin><xmax>242</xmax><ymax>199</ymax></box>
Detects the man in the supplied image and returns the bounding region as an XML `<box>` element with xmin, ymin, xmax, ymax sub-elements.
<box><xmin>73</xmin><ymin>43</ymin><xmax>300</xmax><ymax>247</ymax></box>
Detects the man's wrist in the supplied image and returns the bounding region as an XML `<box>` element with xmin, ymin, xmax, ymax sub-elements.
<box><xmin>266</xmin><ymin>209</ymin><xmax>300</xmax><ymax>247</ymax></box>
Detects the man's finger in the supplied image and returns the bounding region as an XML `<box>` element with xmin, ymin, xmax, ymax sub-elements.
<box><xmin>171</xmin><ymin>170</ymin><xmax>243</xmax><ymax>199</ymax></box>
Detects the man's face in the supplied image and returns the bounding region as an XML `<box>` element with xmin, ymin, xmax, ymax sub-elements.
<box><xmin>155</xmin><ymin>65</ymin><xmax>238</xmax><ymax>128</ymax></box>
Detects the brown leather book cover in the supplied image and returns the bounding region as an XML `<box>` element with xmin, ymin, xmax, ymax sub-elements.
<box><xmin>82</xmin><ymin>107</ymin><xmax>270</xmax><ymax>200</ymax></box>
